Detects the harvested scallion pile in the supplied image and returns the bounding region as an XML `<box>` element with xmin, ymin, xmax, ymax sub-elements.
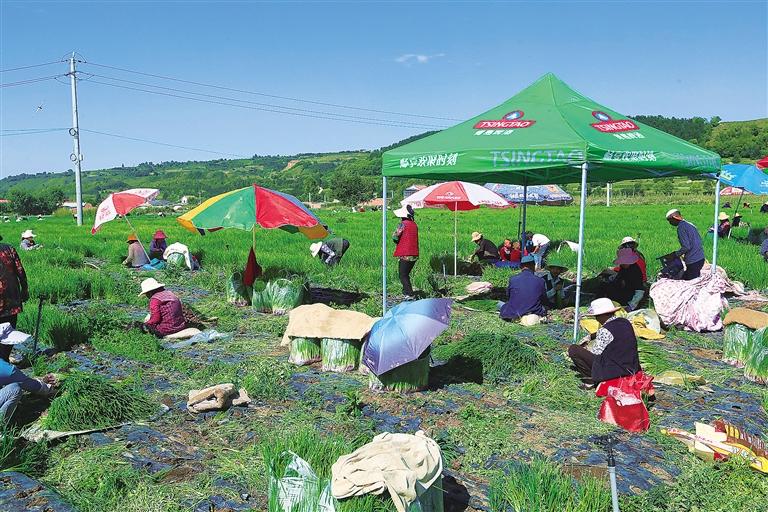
<box><xmin>41</xmin><ymin>373</ymin><xmax>157</xmax><ymax>431</ymax></box>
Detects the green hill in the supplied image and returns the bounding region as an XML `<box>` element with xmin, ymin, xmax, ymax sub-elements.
<box><xmin>0</xmin><ymin>116</ymin><xmax>765</xmax><ymax>212</ymax></box>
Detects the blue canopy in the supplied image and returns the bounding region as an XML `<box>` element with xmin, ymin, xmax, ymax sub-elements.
<box><xmin>720</xmin><ymin>164</ymin><xmax>768</xmax><ymax>195</ymax></box>
<box><xmin>484</xmin><ymin>183</ymin><xmax>573</xmax><ymax>205</ymax></box>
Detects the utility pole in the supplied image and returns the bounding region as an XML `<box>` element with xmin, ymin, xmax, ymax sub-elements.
<box><xmin>606</xmin><ymin>182</ymin><xmax>612</xmax><ymax>207</ymax></box>
<box><xmin>68</xmin><ymin>53</ymin><xmax>84</xmax><ymax>226</ymax></box>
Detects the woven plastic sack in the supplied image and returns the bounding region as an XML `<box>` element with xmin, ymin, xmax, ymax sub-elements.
<box><xmin>268</xmin><ymin>451</ymin><xmax>336</xmax><ymax>512</ymax></box>
<box><xmin>226</xmin><ymin>272</ymin><xmax>252</xmax><ymax>306</ymax></box>
<box><xmin>744</xmin><ymin>327</ymin><xmax>768</xmax><ymax>385</ymax></box>
<box><xmin>166</xmin><ymin>252</ymin><xmax>186</xmax><ymax>268</ymax></box>
<box><xmin>722</xmin><ymin>323</ymin><xmax>753</xmax><ymax>368</ymax></box>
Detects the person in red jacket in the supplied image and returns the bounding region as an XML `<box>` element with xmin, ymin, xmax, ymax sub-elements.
<box><xmin>139</xmin><ymin>278</ymin><xmax>186</xmax><ymax>337</ymax></box>
<box><xmin>613</xmin><ymin>237</ymin><xmax>647</xmax><ymax>283</ymax></box>
<box><xmin>392</xmin><ymin>205</ymin><xmax>419</xmax><ymax>298</ymax></box>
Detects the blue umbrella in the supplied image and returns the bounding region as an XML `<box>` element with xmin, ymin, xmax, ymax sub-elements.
<box><xmin>363</xmin><ymin>298</ymin><xmax>452</xmax><ymax>376</ymax></box>
<box><xmin>720</xmin><ymin>164</ymin><xmax>768</xmax><ymax>195</ymax></box>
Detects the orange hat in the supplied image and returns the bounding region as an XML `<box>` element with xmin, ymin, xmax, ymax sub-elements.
<box><xmin>127</xmin><ymin>233</ymin><xmax>138</xmax><ymax>242</ymax></box>
<box><xmin>153</xmin><ymin>230</ymin><xmax>166</xmax><ymax>239</ymax></box>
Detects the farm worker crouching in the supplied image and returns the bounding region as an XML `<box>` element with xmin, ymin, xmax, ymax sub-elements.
<box><xmin>310</xmin><ymin>237</ymin><xmax>350</xmax><ymax>266</ymax></box>
<box><xmin>612</xmin><ymin>237</ymin><xmax>647</xmax><ymax>282</ymax></box>
<box><xmin>665</xmin><ymin>209</ymin><xmax>705</xmax><ymax>281</ymax></box>
<box><xmin>0</xmin><ymin>237</ymin><xmax>28</xmax><ymax>362</ymax></box>
<box><xmin>717</xmin><ymin>212</ymin><xmax>731</xmax><ymax>238</ymax></box>
<box><xmin>567</xmin><ymin>298</ymin><xmax>641</xmax><ymax>387</ymax></box>
<box><xmin>149</xmin><ymin>230</ymin><xmax>168</xmax><ymax>260</ymax></box>
<box><xmin>600</xmin><ymin>249</ymin><xmax>645</xmax><ymax>311</ymax></box>
<box><xmin>761</xmin><ymin>228</ymin><xmax>768</xmax><ymax>261</ymax></box>
<box><xmin>19</xmin><ymin>230</ymin><xmax>41</xmax><ymax>251</ymax></box>
<box><xmin>470</xmin><ymin>232</ymin><xmax>499</xmax><ymax>265</ymax></box>
<box><xmin>0</xmin><ymin>323</ymin><xmax>56</xmax><ymax>424</ymax></box>
<box><xmin>525</xmin><ymin>231</ymin><xmax>550</xmax><ymax>270</ymax></box>
<box><xmin>761</xmin><ymin>202</ymin><xmax>768</xmax><ymax>214</ymax></box>
<box><xmin>392</xmin><ymin>205</ymin><xmax>419</xmax><ymax>299</ymax></box>
<box><xmin>732</xmin><ymin>212</ymin><xmax>743</xmax><ymax>227</ymax></box>
<box><xmin>123</xmin><ymin>233</ymin><xmax>150</xmax><ymax>268</ymax></box>
<box><xmin>499</xmin><ymin>255</ymin><xmax>548</xmax><ymax>324</ymax></box>
<box><xmin>138</xmin><ymin>278</ymin><xmax>186</xmax><ymax>337</ymax></box>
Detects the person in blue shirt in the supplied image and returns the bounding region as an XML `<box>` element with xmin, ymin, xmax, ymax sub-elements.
<box><xmin>666</xmin><ymin>209</ymin><xmax>705</xmax><ymax>280</ymax></box>
<box><xmin>0</xmin><ymin>323</ymin><xmax>55</xmax><ymax>424</ymax></box>
<box><xmin>499</xmin><ymin>255</ymin><xmax>548</xmax><ymax>321</ymax></box>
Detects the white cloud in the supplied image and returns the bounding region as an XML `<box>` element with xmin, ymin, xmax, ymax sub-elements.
<box><xmin>395</xmin><ymin>53</ymin><xmax>445</xmax><ymax>65</ymax></box>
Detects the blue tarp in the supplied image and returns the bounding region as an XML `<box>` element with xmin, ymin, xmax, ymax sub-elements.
<box><xmin>484</xmin><ymin>183</ymin><xmax>573</xmax><ymax>205</ymax></box>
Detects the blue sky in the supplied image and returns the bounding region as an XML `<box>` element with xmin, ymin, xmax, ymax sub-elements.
<box><xmin>1</xmin><ymin>0</ymin><xmax>766</xmax><ymax>177</ymax></box>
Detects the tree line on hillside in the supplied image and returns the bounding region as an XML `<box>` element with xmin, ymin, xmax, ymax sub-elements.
<box><xmin>0</xmin><ymin>116</ymin><xmax>765</xmax><ymax>212</ymax></box>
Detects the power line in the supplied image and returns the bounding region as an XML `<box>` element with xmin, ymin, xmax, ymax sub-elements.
<box><xmin>81</xmin><ymin>60</ymin><xmax>462</xmax><ymax>122</ymax></box>
<box><xmin>0</xmin><ymin>74</ymin><xmax>68</xmax><ymax>88</ymax></box>
<box><xmin>85</xmin><ymin>78</ymin><xmax>448</xmax><ymax>130</ymax></box>
<box><xmin>80</xmin><ymin>128</ymin><xmax>249</xmax><ymax>158</ymax></box>
<box><xmin>87</xmin><ymin>73</ymin><xmax>446</xmax><ymax>129</ymax></box>
<box><xmin>0</xmin><ymin>128</ymin><xmax>69</xmax><ymax>136</ymax></box>
<box><xmin>0</xmin><ymin>60</ymin><xmax>64</xmax><ymax>73</ymax></box>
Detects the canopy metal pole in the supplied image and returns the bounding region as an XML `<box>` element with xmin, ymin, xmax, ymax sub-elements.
<box><xmin>521</xmin><ymin>183</ymin><xmax>528</xmax><ymax>250</ymax></box>
<box><xmin>573</xmin><ymin>163</ymin><xmax>589</xmax><ymax>341</ymax></box>
<box><xmin>382</xmin><ymin>176</ymin><xmax>388</xmax><ymax>314</ymax></box>
<box><xmin>454</xmin><ymin>204</ymin><xmax>458</xmax><ymax>278</ymax></box>
<box><xmin>711</xmin><ymin>175</ymin><xmax>721</xmax><ymax>273</ymax></box>
<box><xmin>729</xmin><ymin>188</ymin><xmax>745</xmax><ymax>239</ymax></box>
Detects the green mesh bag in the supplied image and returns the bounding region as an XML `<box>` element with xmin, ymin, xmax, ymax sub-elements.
<box><xmin>744</xmin><ymin>327</ymin><xmax>768</xmax><ymax>384</ymax></box>
<box><xmin>723</xmin><ymin>323</ymin><xmax>753</xmax><ymax>368</ymax></box>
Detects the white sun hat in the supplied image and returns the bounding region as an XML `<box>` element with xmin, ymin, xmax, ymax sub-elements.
<box><xmin>393</xmin><ymin>206</ymin><xmax>411</xmax><ymax>218</ymax></box>
<box><xmin>310</xmin><ymin>242</ymin><xmax>323</xmax><ymax>257</ymax></box>
<box><xmin>665</xmin><ymin>209</ymin><xmax>680</xmax><ymax>219</ymax></box>
<box><xmin>620</xmin><ymin>236</ymin><xmax>637</xmax><ymax>246</ymax></box>
<box><xmin>138</xmin><ymin>277</ymin><xmax>165</xmax><ymax>296</ymax></box>
<box><xmin>21</xmin><ymin>230</ymin><xmax>36</xmax><ymax>239</ymax></box>
<box><xmin>718</xmin><ymin>212</ymin><xmax>729</xmax><ymax>221</ymax></box>
<box><xmin>0</xmin><ymin>323</ymin><xmax>31</xmax><ymax>345</ymax></box>
<box><xmin>586</xmin><ymin>297</ymin><xmax>621</xmax><ymax>316</ymax></box>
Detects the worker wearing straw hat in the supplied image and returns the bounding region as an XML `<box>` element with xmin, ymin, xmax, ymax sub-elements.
<box><xmin>567</xmin><ymin>298</ymin><xmax>641</xmax><ymax>387</ymax></box>
<box><xmin>149</xmin><ymin>230</ymin><xmax>168</xmax><ymax>260</ymax></box>
<box><xmin>470</xmin><ymin>232</ymin><xmax>499</xmax><ymax>265</ymax></box>
<box><xmin>138</xmin><ymin>278</ymin><xmax>186</xmax><ymax>337</ymax></box>
<box><xmin>310</xmin><ymin>237</ymin><xmax>350</xmax><ymax>266</ymax></box>
<box><xmin>761</xmin><ymin>201</ymin><xmax>768</xmax><ymax>214</ymax></box>
<box><xmin>665</xmin><ymin>209</ymin><xmax>705</xmax><ymax>280</ymax></box>
<box><xmin>716</xmin><ymin>212</ymin><xmax>731</xmax><ymax>238</ymax></box>
<box><xmin>392</xmin><ymin>205</ymin><xmax>419</xmax><ymax>298</ymax></box>
<box><xmin>19</xmin><ymin>230</ymin><xmax>40</xmax><ymax>251</ymax></box>
<box><xmin>613</xmin><ymin>236</ymin><xmax>647</xmax><ymax>282</ymax></box>
<box><xmin>600</xmin><ymin>248</ymin><xmax>645</xmax><ymax>311</ymax></box>
<box><xmin>732</xmin><ymin>212</ymin><xmax>743</xmax><ymax>227</ymax></box>
<box><xmin>123</xmin><ymin>233</ymin><xmax>150</xmax><ymax>268</ymax></box>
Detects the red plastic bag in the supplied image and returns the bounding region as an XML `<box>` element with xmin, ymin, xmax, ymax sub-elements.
<box><xmin>596</xmin><ymin>371</ymin><xmax>655</xmax><ymax>433</ymax></box>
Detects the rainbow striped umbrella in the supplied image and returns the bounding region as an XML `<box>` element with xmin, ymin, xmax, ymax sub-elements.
<box><xmin>178</xmin><ymin>184</ymin><xmax>328</xmax><ymax>240</ymax></box>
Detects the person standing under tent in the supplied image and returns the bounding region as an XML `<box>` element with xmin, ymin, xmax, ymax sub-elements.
<box><xmin>392</xmin><ymin>205</ymin><xmax>419</xmax><ymax>299</ymax></box>
<box><xmin>123</xmin><ymin>233</ymin><xmax>150</xmax><ymax>268</ymax></box>
<box><xmin>665</xmin><ymin>209</ymin><xmax>705</xmax><ymax>280</ymax></box>
<box><xmin>0</xmin><ymin>238</ymin><xmax>28</xmax><ymax>362</ymax></box>
<box><xmin>567</xmin><ymin>298</ymin><xmax>641</xmax><ymax>387</ymax></box>
<box><xmin>525</xmin><ymin>231</ymin><xmax>551</xmax><ymax>270</ymax></box>
<box><xmin>470</xmin><ymin>232</ymin><xmax>500</xmax><ymax>265</ymax></box>
<box><xmin>310</xmin><ymin>237</ymin><xmax>350</xmax><ymax>266</ymax></box>
<box><xmin>149</xmin><ymin>230</ymin><xmax>168</xmax><ymax>260</ymax></box>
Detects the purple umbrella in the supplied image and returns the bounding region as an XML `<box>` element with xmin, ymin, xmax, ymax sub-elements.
<box><xmin>363</xmin><ymin>298</ymin><xmax>452</xmax><ymax>376</ymax></box>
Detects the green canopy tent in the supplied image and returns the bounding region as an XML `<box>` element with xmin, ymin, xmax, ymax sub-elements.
<box><xmin>381</xmin><ymin>73</ymin><xmax>721</xmax><ymax>338</ymax></box>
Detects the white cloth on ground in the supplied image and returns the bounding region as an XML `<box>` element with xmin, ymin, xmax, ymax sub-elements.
<box><xmin>331</xmin><ymin>431</ymin><xmax>442</xmax><ymax>512</ymax></box>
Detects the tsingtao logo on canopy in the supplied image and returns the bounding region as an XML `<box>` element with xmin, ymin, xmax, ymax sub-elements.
<box><xmin>474</xmin><ymin>110</ymin><xmax>536</xmax><ymax>130</ymax></box>
<box><xmin>590</xmin><ymin>111</ymin><xmax>639</xmax><ymax>133</ymax></box>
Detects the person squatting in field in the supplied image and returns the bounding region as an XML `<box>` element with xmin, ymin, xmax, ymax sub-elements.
<box><xmin>392</xmin><ymin>205</ymin><xmax>419</xmax><ymax>299</ymax></box>
<box><xmin>123</xmin><ymin>233</ymin><xmax>150</xmax><ymax>268</ymax></box>
<box><xmin>138</xmin><ymin>278</ymin><xmax>187</xmax><ymax>337</ymax></box>
<box><xmin>310</xmin><ymin>237</ymin><xmax>350</xmax><ymax>266</ymax></box>
<box><xmin>470</xmin><ymin>232</ymin><xmax>499</xmax><ymax>265</ymax></box>
<box><xmin>498</xmin><ymin>238</ymin><xmax>522</xmax><ymax>265</ymax></box>
<box><xmin>599</xmin><ymin>248</ymin><xmax>646</xmax><ymax>311</ymax></box>
<box><xmin>499</xmin><ymin>255</ymin><xmax>549</xmax><ymax>322</ymax></box>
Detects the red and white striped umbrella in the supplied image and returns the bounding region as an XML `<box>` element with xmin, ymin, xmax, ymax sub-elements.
<box><xmin>401</xmin><ymin>181</ymin><xmax>510</xmax><ymax>211</ymax></box>
<box><xmin>92</xmin><ymin>188</ymin><xmax>159</xmax><ymax>234</ymax></box>
<box><xmin>401</xmin><ymin>181</ymin><xmax>513</xmax><ymax>276</ymax></box>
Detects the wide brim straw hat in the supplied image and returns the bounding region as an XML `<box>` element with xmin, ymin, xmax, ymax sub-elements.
<box><xmin>21</xmin><ymin>230</ymin><xmax>35</xmax><ymax>239</ymax></box>
<box><xmin>614</xmin><ymin>247</ymin><xmax>640</xmax><ymax>266</ymax></box>
<box><xmin>309</xmin><ymin>242</ymin><xmax>323</xmax><ymax>257</ymax></box>
<box><xmin>665</xmin><ymin>209</ymin><xmax>680</xmax><ymax>219</ymax></box>
<box><xmin>138</xmin><ymin>278</ymin><xmax>165</xmax><ymax>296</ymax></box>
<box><xmin>734</xmin><ymin>213</ymin><xmax>742</xmax><ymax>217</ymax></box>
<box><xmin>620</xmin><ymin>236</ymin><xmax>637</xmax><ymax>246</ymax></box>
<box><xmin>718</xmin><ymin>212</ymin><xmax>729</xmax><ymax>221</ymax></box>
<box><xmin>586</xmin><ymin>298</ymin><xmax>621</xmax><ymax>316</ymax></box>
<box><xmin>393</xmin><ymin>206</ymin><xmax>411</xmax><ymax>218</ymax></box>
<box><xmin>127</xmin><ymin>233</ymin><xmax>139</xmax><ymax>242</ymax></box>
<box><xmin>471</xmin><ymin>231</ymin><xmax>483</xmax><ymax>242</ymax></box>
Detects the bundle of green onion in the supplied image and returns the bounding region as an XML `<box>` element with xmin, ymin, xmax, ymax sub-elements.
<box><xmin>723</xmin><ymin>323</ymin><xmax>754</xmax><ymax>368</ymax></box>
<box><xmin>41</xmin><ymin>373</ymin><xmax>157</xmax><ymax>431</ymax></box>
<box><xmin>289</xmin><ymin>337</ymin><xmax>322</xmax><ymax>366</ymax></box>
<box><xmin>321</xmin><ymin>338</ymin><xmax>362</xmax><ymax>372</ymax></box>
<box><xmin>368</xmin><ymin>354</ymin><xmax>430</xmax><ymax>393</ymax></box>
<box><xmin>251</xmin><ymin>278</ymin><xmax>307</xmax><ymax>314</ymax></box>
<box><xmin>744</xmin><ymin>327</ymin><xmax>768</xmax><ymax>384</ymax></box>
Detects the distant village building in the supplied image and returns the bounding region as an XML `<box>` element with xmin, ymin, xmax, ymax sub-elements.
<box><xmin>403</xmin><ymin>185</ymin><xmax>426</xmax><ymax>199</ymax></box>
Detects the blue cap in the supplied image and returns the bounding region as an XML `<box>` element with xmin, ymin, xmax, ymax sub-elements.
<box><xmin>521</xmin><ymin>255</ymin><xmax>535</xmax><ymax>264</ymax></box>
